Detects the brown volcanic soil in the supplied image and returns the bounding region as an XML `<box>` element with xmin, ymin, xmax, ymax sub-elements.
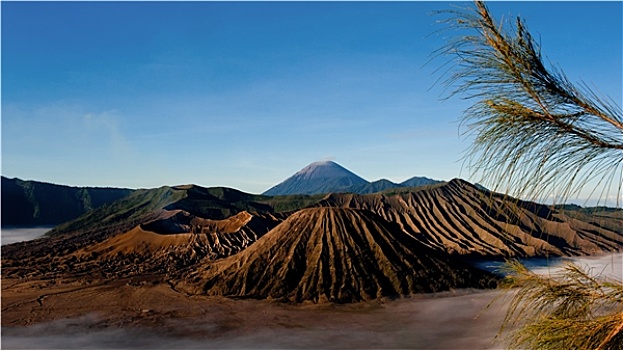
<box><xmin>1</xmin><ymin>210</ymin><xmax>281</xmax><ymax>280</ymax></box>
<box><xmin>316</xmin><ymin>179</ymin><xmax>623</xmax><ymax>257</ymax></box>
<box><xmin>4</xmin><ymin>179</ymin><xmax>620</xmax><ymax>287</ymax></box>
<box><xmin>176</xmin><ymin>208</ymin><xmax>497</xmax><ymax>302</ymax></box>
<box><xmin>84</xmin><ymin>210</ymin><xmax>278</xmax><ymax>263</ymax></box>
<box><xmin>3</xmin><ymin>180</ymin><xmax>620</xmax><ymax>348</ymax></box>
<box><xmin>1</xmin><ymin>275</ymin><xmax>510</xmax><ymax>349</ymax></box>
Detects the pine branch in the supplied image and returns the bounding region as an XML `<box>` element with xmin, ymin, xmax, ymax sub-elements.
<box><xmin>434</xmin><ymin>1</ymin><xmax>623</xmax><ymax>204</ymax></box>
<box><xmin>499</xmin><ymin>261</ymin><xmax>623</xmax><ymax>350</ymax></box>
<box><xmin>433</xmin><ymin>3</ymin><xmax>623</xmax><ymax>349</ymax></box>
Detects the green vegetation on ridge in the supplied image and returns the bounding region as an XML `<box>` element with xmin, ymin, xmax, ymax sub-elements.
<box><xmin>46</xmin><ymin>185</ymin><xmax>186</xmax><ymax>237</ymax></box>
<box><xmin>1</xmin><ymin>176</ymin><xmax>133</xmax><ymax>227</ymax></box>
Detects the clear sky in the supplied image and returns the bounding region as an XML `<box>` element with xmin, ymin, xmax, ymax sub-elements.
<box><xmin>2</xmin><ymin>1</ymin><xmax>621</xmax><ymax>201</ymax></box>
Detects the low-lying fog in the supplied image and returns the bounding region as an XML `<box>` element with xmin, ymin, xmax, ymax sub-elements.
<box><xmin>2</xmin><ymin>225</ymin><xmax>621</xmax><ymax>349</ymax></box>
<box><xmin>475</xmin><ymin>253</ymin><xmax>622</xmax><ymax>280</ymax></box>
<box><xmin>1</xmin><ymin>290</ymin><xmax>510</xmax><ymax>349</ymax></box>
<box><xmin>1</xmin><ymin>227</ymin><xmax>51</xmax><ymax>245</ymax></box>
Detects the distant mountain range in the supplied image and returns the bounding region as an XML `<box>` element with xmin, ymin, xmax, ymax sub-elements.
<box><xmin>1</xmin><ymin>176</ymin><xmax>133</xmax><ymax>227</ymax></box>
<box><xmin>3</xmin><ymin>177</ymin><xmax>621</xmax><ymax>302</ymax></box>
<box><xmin>2</xmin><ymin>162</ymin><xmax>440</xmax><ymax>227</ymax></box>
<box><xmin>263</xmin><ymin>160</ymin><xmax>441</xmax><ymax>196</ymax></box>
<box><xmin>3</xmin><ymin>164</ymin><xmax>623</xmax><ymax>304</ymax></box>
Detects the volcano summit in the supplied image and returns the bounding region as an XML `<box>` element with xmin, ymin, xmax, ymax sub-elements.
<box><xmin>263</xmin><ymin>160</ymin><xmax>440</xmax><ymax>196</ymax></box>
<box><xmin>263</xmin><ymin>161</ymin><xmax>368</xmax><ymax>196</ymax></box>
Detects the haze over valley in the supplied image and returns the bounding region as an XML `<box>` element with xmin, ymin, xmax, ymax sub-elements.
<box><xmin>3</xmin><ymin>161</ymin><xmax>622</xmax><ymax>348</ymax></box>
<box><xmin>3</xmin><ymin>161</ymin><xmax>621</xmax><ymax>291</ymax></box>
<box><xmin>2</xmin><ymin>1</ymin><xmax>622</xmax><ymax>348</ymax></box>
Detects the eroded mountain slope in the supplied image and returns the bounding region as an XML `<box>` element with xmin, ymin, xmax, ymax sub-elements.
<box><xmin>315</xmin><ymin>179</ymin><xmax>623</xmax><ymax>257</ymax></box>
<box><xmin>176</xmin><ymin>208</ymin><xmax>497</xmax><ymax>302</ymax></box>
<box><xmin>2</xmin><ymin>210</ymin><xmax>282</xmax><ymax>279</ymax></box>
<box><xmin>2</xmin><ymin>178</ymin><xmax>621</xmax><ymax>304</ymax></box>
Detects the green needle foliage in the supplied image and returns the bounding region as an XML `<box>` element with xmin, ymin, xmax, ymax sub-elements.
<box><xmin>435</xmin><ymin>1</ymin><xmax>623</xmax><ymax>206</ymax></box>
<box><xmin>435</xmin><ymin>1</ymin><xmax>623</xmax><ymax>349</ymax></box>
<box><xmin>499</xmin><ymin>261</ymin><xmax>623</xmax><ymax>350</ymax></box>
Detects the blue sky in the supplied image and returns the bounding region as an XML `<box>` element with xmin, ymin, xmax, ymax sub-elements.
<box><xmin>2</xmin><ymin>2</ymin><xmax>622</xmax><ymax>202</ymax></box>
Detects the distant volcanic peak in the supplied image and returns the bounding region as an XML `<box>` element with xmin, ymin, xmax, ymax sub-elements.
<box><xmin>262</xmin><ymin>161</ymin><xmax>447</xmax><ymax>196</ymax></box>
<box><xmin>263</xmin><ymin>161</ymin><xmax>368</xmax><ymax>196</ymax></box>
<box><xmin>181</xmin><ymin>207</ymin><xmax>497</xmax><ymax>302</ymax></box>
<box><xmin>290</xmin><ymin>161</ymin><xmax>366</xmax><ymax>182</ymax></box>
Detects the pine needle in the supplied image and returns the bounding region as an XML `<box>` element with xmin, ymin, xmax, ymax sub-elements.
<box><xmin>499</xmin><ymin>260</ymin><xmax>623</xmax><ymax>349</ymax></box>
<box><xmin>433</xmin><ymin>1</ymin><xmax>623</xmax><ymax>206</ymax></box>
<box><xmin>433</xmin><ymin>2</ymin><xmax>623</xmax><ymax>349</ymax></box>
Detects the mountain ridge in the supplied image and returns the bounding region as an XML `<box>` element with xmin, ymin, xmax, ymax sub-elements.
<box><xmin>176</xmin><ymin>207</ymin><xmax>497</xmax><ymax>302</ymax></box>
<box><xmin>314</xmin><ymin>179</ymin><xmax>623</xmax><ymax>257</ymax></box>
<box><xmin>263</xmin><ymin>161</ymin><xmax>442</xmax><ymax>196</ymax></box>
<box><xmin>263</xmin><ymin>161</ymin><xmax>368</xmax><ymax>196</ymax></box>
<box><xmin>1</xmin><ymin>176</ymin><xmax>134</xmax><ymax>227</ymax></box>
<box><xmin>2</xmin><ymin>176</ymin><xmax>622</xmax><ymax>303</ymax></box>
<box><xmin>2</xmin><ymin>162</ymin><xmax>440</xmax><ymax>227</ymax></box>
